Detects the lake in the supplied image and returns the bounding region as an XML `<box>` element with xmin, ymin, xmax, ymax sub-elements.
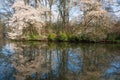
<box><xmin>0</xmin><ymin>41</ymin><xmax>120</xmax><ymax>80</ymax></box>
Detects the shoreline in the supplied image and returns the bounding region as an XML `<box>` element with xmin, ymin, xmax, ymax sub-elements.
<box><xmin>9</xmin><ymin>39</ymin><xmax>120</xmax><ymax>44</ymax></box>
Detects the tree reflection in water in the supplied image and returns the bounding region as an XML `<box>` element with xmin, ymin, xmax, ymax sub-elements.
<box><xmin>0</xmin><ymin>42</ymin><xmax>120</xmax><ymax>80</ymax></box>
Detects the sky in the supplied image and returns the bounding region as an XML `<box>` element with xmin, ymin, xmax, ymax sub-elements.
<box><xmin>0</xmin><ymin>4</ymin><xmax>1</xmax><ymax>7</ymax></box>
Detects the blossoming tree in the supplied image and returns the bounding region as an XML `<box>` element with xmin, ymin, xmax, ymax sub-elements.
<box><xmin>8</xmin><ymin>0</ymin><xmax>49</xmax><ymax>40</ymax></box>
<box><xmin>77</xmin><ymin>0</ymin><xmax>114</xmax><ymax>41</ymax></box>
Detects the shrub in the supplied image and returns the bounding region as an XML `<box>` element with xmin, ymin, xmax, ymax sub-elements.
<box><xmin>57</xmin><ymin>32</ymin><xmax>68</xmax><ymax>41</ymax></box>
<box><xmin>48</xmin><ymin>33</ymin><xmax>56</xmax><ymax>41</ymax></box>
<box><xmin>28</xmin><ymin>34</ymin><xmax>40</xmax><ymax>40</ymax></box>
<box><xmin>107</xmin><ymin>34</ymin><xmax>120</xmax><ymax>41</ymax></box>
<box><xmin>68</xmin><ymin>35</ymin><xmax>81</xmax><ymax>42</ymax></box>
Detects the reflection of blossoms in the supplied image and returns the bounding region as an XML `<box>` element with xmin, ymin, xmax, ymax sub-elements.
<box><xmin>1</xmin><ymin>42</ymin><xmax>120</xmax><ymax>80</ymax></box>
<box><xmin>8</xmin><ymin>43</ymin><xmax>49</xmax><ymax>80</ymax></box>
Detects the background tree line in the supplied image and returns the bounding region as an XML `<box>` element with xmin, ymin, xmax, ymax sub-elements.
<box><xmin>0</xmin><ymin>0</ymin><xmax>120</xmax><ymax>42</ymax></box>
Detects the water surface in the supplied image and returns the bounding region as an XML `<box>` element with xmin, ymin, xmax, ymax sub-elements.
<box><xmin>0</xmin><ymin>41</ymin><xmax>120</xmax><ymax>80</ymax></box>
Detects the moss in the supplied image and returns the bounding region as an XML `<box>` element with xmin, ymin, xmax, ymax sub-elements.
<box><xmin>48</xmin><ymin>33</ymin><xmax>57</xmax><ymax>41</ymax></box>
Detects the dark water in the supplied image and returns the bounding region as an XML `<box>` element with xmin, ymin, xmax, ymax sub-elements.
<box><xmin>0</xmin><ymin>41</ymin><xmax>120</xmax><ymax>80</ymax></box>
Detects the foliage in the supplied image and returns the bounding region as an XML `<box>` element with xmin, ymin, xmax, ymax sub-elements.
<box><xmin>48</xmin><ymin>33</ymin><xmax>56</xmax><ymax>41</ymax></box>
